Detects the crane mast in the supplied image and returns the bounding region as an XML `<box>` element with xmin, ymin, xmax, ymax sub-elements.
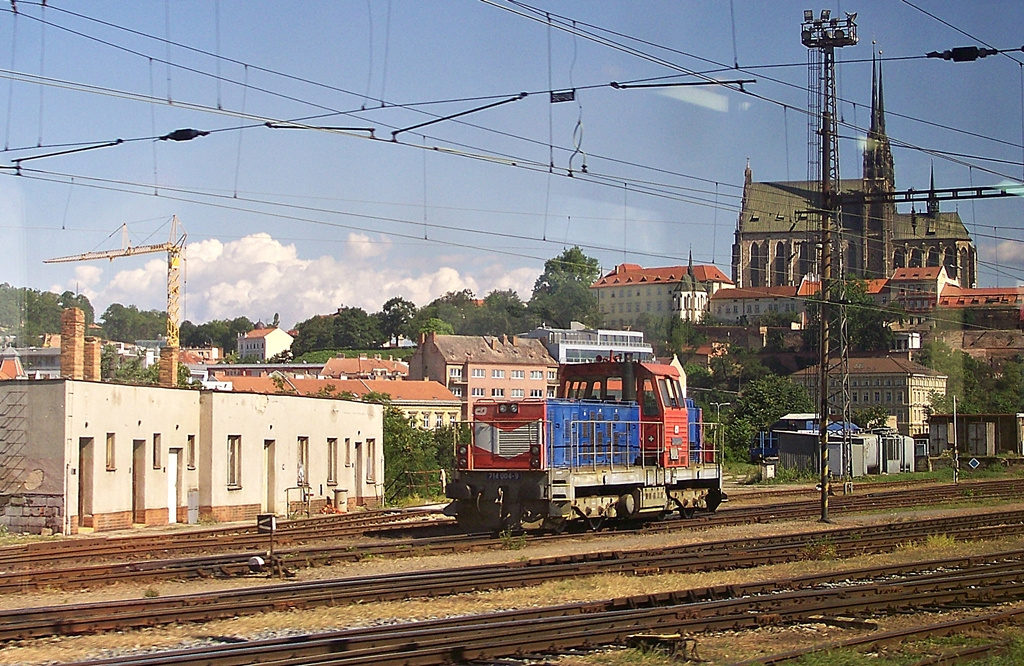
<box><xmin>45</xmin><ymin>216</ymin><xmax>187</xmax><ymax>385</ymax></box>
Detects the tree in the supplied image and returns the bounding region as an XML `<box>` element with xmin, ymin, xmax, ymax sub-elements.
<box><xmin>463</xmin><ymin>289</ymin><xmax>537</xmax><ymax>336</ymax></box>
<box><xmin>853</xmin><ymin>405</ymin><xmax>891</xmax><ymax>429</ymax></box>
<box><xmin>291</xmin><ymin>315</ymin><xmax>334</xmax><ymax>356</ymax></box>
<box><xmin>376</xmin><ymin>297</ymin><xmax>417</xmax><ymax>346</ymax></box>
<box><xmin>100</xmin><ymin>303</ymin><xmax>166</xmax><ymax>343</ymax></box>
<box><xmin>724</xmin><ymin>374</ymin><xmax>813</xmax><ymax>460</ymax></box>
<box><xmin>528</xmin><ymin>246</ymin><xmax>601</xmax><ymax>328</ymax></box>
<box><xmin>332</xmin><ymin>306</ymin><xmax>384</xmax><ymax>349</ymax></box>
<box><xmin>419</xmin><ymin>317</ymin><xmax>454</xmax><ymax>335</ymax></box>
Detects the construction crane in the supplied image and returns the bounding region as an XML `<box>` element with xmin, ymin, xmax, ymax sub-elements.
<box><xmin>45</xmin><ymin>215</ymin><xmax>187</xmax><ymax>348</ymax></box>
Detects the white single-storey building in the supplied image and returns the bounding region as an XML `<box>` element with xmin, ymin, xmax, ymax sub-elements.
<box><xmin>0</xmin><ymin>379</ymin><xmax>383</xmax><ymax>535</ymax></box>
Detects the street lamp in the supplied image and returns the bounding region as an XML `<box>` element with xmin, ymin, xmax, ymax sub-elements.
<box><xmin>711</xmin><ymin>402</ymin><xmax>731</xmax><ymax>422</ymax></box>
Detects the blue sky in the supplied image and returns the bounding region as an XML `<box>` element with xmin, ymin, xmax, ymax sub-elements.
<box><xmin>1</xmin><ymin>1</ymin><xmax>1022</xmax><ymax>329</ymax></box>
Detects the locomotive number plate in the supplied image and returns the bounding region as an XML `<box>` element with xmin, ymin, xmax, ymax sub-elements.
<box><xmin>487</xmin><ymin>472</ymin><xmax>522</xmax><ymax>480</ymax></box>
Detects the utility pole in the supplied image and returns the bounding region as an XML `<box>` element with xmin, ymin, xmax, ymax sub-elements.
<box><xmin>802</xmin><ymin>9</ymin><xmax>857</xmax><ymax>523</ymax></box>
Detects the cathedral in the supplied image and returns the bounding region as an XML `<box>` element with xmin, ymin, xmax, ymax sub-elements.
<box><xmin>732</xmin><ymin>61</ymin><xmax>978</xmax><ymax>289</ymax></box>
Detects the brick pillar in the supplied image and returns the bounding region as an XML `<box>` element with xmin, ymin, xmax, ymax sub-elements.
<box><xmin>83</xmin><ymin>337</ymin><xmax>102</xmax><ymax>381</ymax></box>
<box><xmin>60</xmin><ymin>308</ymin><xmax>85</xmax><ymax>380</ymax></box>
<box><xmin>158</xmin><ymin>346</ymin><xmax>178</xmax><ymax>388</ymax></box>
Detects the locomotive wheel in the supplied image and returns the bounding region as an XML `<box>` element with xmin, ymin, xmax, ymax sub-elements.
<box><xmin>705</xmin><ymin>487</ymin><xmax>724</xmax><ymax>513</ymax></box>
<box><xmin>545</xmin><ymin>517</ymin><xmax>567</xmax><ymax>535</ymax></box>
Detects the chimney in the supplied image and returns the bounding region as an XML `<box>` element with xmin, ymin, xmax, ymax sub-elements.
<box><xmin>83</xmin><ymin>337</ymin><xmax>102</xmax><ymax>381</ymax></box>
<box><xmin>158</xmin><ymin>346</ymin><xmax>178</xmax><ymax>388</ymax></box>
<box><xmin>60</xmin><ymin>308</ymin><xmax>85</xmax><ymax>380</ymax></box>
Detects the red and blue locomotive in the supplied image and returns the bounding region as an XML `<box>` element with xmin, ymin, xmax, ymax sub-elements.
<box><xmin>444</xmin><ymin>359</ymin><xmax>723</xmax><ymax>532</ymax></box>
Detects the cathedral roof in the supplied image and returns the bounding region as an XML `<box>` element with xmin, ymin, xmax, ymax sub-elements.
<box><xmin>738</xmin><ymin>179</ymin><xmax>971</xmax><ymax>243</ymax></box>
<box><xmin>892</xmin><ymin>210</ymin><xmax>971</xmax><ymax>242</ymax></box>
<box><xmin>737</xmin><ymin>179</ymin><xmax>863</xmax><ymax>234</ymax></box>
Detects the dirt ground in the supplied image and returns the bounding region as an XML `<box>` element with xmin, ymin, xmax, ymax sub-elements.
<box><xmin>2</xmin><ymin>500</ymin><xmax>1023</xmax><ymax>665</ymax></box>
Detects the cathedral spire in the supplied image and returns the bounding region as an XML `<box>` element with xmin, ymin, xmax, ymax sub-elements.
<box><xmin>863</xmin><ymin>49</ymin><xmax>894</xmax><ymax>186</ymax></box>
<box><xmin>927</xmin><ymin>162</ymin><xmax>939</xmax><ymax>217</ymax></box>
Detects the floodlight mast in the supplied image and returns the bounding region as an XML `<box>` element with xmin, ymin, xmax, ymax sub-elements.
<box><xmin>802</xmin><ymin>10</ymin><xmax>857</xmax><ymax>523</ymax></box>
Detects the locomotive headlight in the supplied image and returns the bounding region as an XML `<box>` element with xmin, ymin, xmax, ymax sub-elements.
<box><xmin>510</xmin><ymin>403</ymin><xmax>519</xmax><ymax>413</ymax></box>
<box><xmin>458</xmin><ymin>457</ymin><xmax>467</xmax><ymax>467</ymax></box>
<box><xmin>458</xmin><ymin>445</ymin><xmax>468</xmax><ymax>455</ymax></box>
<box><xmin>531</xmin><ymin>445</ymin><xmax>540</xmax><ymax>454</ymax></box>
<box><xmin>499</xmin><ymin>404</ymin><xmax>508</xmax><ymax>413</ymax></box>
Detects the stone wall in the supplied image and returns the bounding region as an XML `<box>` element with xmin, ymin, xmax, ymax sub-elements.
<box><xmin>0</xmin><ymin>493</ymin><xmax>63</xmax><ymax>535</ymax></box>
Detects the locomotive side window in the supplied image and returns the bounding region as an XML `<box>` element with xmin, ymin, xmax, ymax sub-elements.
<box><xmin>641</xmin><ymin>378</ymin><xmax>660</xmax><ymax>417</ymax></box>
<box><xmin>658</xmin><ymin>378</ymin><xmax>680</xmax><ymax>408</ymax></box>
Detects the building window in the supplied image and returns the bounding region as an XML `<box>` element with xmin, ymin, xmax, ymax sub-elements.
<box><xmin>511</xmin><ymin>370</ymin><xmax>525</xmax><ymax>379</ymax></box>
<box><xmin>874</xmin><ymin>392</ymin><xmax>881</xmax><ymax>403</ymax></box>
<box><xmin>492</xmin><ymin>388</ymin><xmax>505</xmax><ymax>397</ymax></box>
<box><xmin>451</xmin><ymin>386</ymin><xmax>463</xmax><ymax>397</ymax></box>
<box><xmin>511</xmin><ymin>388</ymin><xmax>524</xmax><ymax>398</ymax></box>
<box><xmin>852</xmin><ymin>393</ymin><xmax>858</xmax><ymax>403</ymax></box>
<box><xmin>297</xmin><ymin>436</ymin><xmax>309</xmax><ymax>486</ymax></box>
<box><xmin>227</xmin><ymin>435</ymin><xmax>241</xmax><ymax>487</ymax></box>
<box><xmin>327</xmin><ymin>438</ymin><xmax>338</xmax><ymax>485</ymax></box>
<box><xmin>345</xmin><ymin>438</ymin><xmax>352</xmax><ymax>467</ymax></box>
<box><xmin>547</xmin><ymin>387</ymin><xmax>556</xmax><ymax>398</ymax></box>
<box><xmin>472</xmin><ymin>368</ymin><xmax>485</xmax><ymax>378</ymax></box>
<box><xmin>152</xmin><ymin>433</ymin><xmax>162</xmax><ymax>469</ymax></box>
<box><xmin>187</xmin><ymin>435</ymin><xmax>196</xmax><ymax>470</ymax></box>
<box><xmin>885</xmin><ymin>391</ymin><xmax>892</xmax><ymax>403</ymax></box>
<box><xmin>365</xmin><ymin>438</ymin><xmax>376</xmax><ymax>483</ymax></box>
<box><xmin>435</xmin><ymin>413</ymin><xmax>444</xmax><ymax>428</ymax></box>
<box><xmin>547</xmin><ymin>370</ymin><xmax>557</xmax><ymax>381</ymax></box>
<box><xmin>492</xmin><ymin>369</ymin><xmax>505</xmax><ymax>379</ymax></box>
<box><xmin>423</xmin><ymin>412</ymin><xmax>431</xmax><ymax>428</ymax></box>
<box><xmin>530</xmin><ymin>388</ymin><xmax>543</xmax><ymax>397</ymax></box>
<box><xmin>530</xmin><ymin>370</ymin><xmax>543</xmax><ymax>380</ymax></box>
<box><xmin>472</xmin><ymin>387</ymin><xmax>485</xmax><ymax>397</ymax></box>
<box><xmin>449</xmin><ymin>367</ymin><xmax>462</xmax><ymax>378</ymax></box>
<box><xmin>105</xmin><ymin>433</ymin><xmax>116</xmax><ymax>471</ymax></box>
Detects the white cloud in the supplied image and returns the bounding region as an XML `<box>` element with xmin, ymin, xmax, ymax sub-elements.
<box><xmin>344</xmin><ymin>232</ymin><xmax>391</xmax><ymax>259</ymax></box>
<box><xmin>65</xmin><ymin>233</ymin><xmax>540</xmax><ymax>329</ymax></box>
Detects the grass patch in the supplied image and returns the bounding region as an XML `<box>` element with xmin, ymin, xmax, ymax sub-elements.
<box><xmin>801</xmin><ymin>537</ymin><xmax>838</xmax><ymax>561</ymax></box>
<box><xmin>499</xmin><ymin>529</ymin><xmax>527</xmax><ymax>551</ymax></box>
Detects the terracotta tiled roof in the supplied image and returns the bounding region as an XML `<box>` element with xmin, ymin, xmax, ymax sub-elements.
<box><xmin>793</xmin><ymin>355</ymin><xmax>945</xmax><ymax>378</ymax></box>
<box><xmin>213</xmin><ymin>374</ymin><xmax>459</xmax><ymax>403</ymax></box>
<box><xmin>321</xmin><ymin>356</ymin><xmax>409</xmax><ymax>378</ymax></box>
<box><xmin>710</xmin><ymin>285</ymin><xmax>799</xmax><ymax>300</ymax></box>
<box><xmin>864</xmin><ymin>278</ymin><xmax>889</xmax><ymax>295</ymax></box>
<box><xmin>938</xmin><ymin>285</ymin><xmax>1024</xmax><ymax>308</ymax></box>
<box><xmin>0</xmin><ymin>357</ymin><xmax>24</xmax><ymax>380</ymax></box>
<box><xmin>426</xmin><ymin>334</ymin><xmax>556</xmax><ymax>366</ymax></box>
<box><xmin>592</xmin><ymin>263</ymin><xmax>726</xmax><ymax>288</ymax></box>
<box><xmin>243</xmin><ymin>327</ymin><xmax>289</xmax><ymax>339</ymax></box>
<box><xmin>796</xmin><ymin>279</ymin><xmax>822</xmax><ymax>297</ymax></box>
<box><xmin>891</xmin><ymin>267</ymin><xmax>942</xmax><ymax>281</ymax></box>
<box><xmin>691</xmin><ymin>265</ymin><xmax>734</xmax><ymax>284</ymax></box>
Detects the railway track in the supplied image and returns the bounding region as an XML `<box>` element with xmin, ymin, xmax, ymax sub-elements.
<box><xmin>2</xmin><ymin>477</ymin><xmax>1021</xmax><ymax>593</ymax></box>
<box><xmin>59</xmin><ymin>537</ymin><xmax>1024</xmax><ymax>664</ymax></box>
<box><xmin>3</xmin><ymin>506</ymin><xmax>1024</xmax><ymax>643</ymax></box>
<box><xmin>0</xmin><ymin>506</ymin><xmax>444</xmax><ymax>571</ymax></box>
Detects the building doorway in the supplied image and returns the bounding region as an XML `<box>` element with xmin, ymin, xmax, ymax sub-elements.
<box><xmin>167</xmin><ymin>449</ymin><xmax>181</xmax><ymax>524</ymax></box>
<box><xmin>132</xmin><ymin>439</ymin><xmax>146</xmax><ymax>524</ymax></box>
<box><xmin>78</xmin><ymin>437</ymin><xmax>94</xmax><ymax>528</ymax></box>
<box><xmin>263</xmin><ymin>439</ymin><xmax>276</xmax><ymax>513</ymax></box>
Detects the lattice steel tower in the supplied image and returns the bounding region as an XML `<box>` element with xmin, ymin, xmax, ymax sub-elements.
<box><xmin>801</xmin><ymin>9</ymin><xmax>857</xmax><ymax>522</ymax></box>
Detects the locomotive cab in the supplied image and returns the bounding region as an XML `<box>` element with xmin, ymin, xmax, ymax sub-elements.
<box><xmin>446</xmin><ymin>359</ymin><xmax>723</xmax><ymax>533</ymax></box>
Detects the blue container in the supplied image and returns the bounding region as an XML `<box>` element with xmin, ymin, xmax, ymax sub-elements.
<box><xmin>686</xmin><ymin>400</ymin><xmax>702</xmax><ymax>463</ymax></box>
<box><xmin>545</xmin><ymin>399</ymin><xmax>640</xmax><ymax>470</ymax></box>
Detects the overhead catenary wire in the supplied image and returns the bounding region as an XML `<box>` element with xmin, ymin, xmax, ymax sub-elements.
<box><xmin>1</xmin><ymin>1</ymin><xmax>1020</xmax><ymax>288</ymax></box>
<box><xmin>3</xmin><ymin>2</ymin><xmax>1017</xmax><ymax>195</ymax></box>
